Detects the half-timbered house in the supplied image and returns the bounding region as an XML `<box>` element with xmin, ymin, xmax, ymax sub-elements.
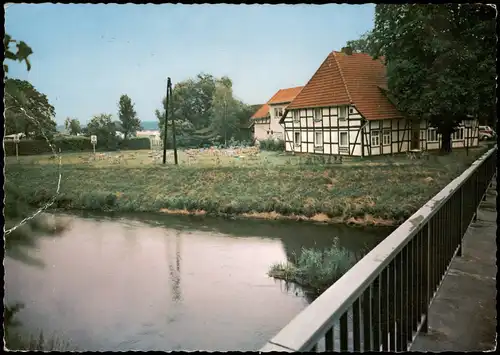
<box><xmin>279</xmin><ymin>49</ymin><xmax>479</xmax><ymax>156</ymax></box>
<box><xmin>251</xmin><ymin>86</ymin><xmax>303</xmax><ymax>142</ymax></box>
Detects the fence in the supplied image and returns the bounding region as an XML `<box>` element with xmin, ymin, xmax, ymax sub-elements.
<box><xmin>261</xmin><ymin>146</ymin><xmax>497</xmax><ymax>352</ymax></box>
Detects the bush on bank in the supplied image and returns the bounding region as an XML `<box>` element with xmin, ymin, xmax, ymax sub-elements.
<box><xmin>258</xmin><ymin>138</ymin><xmax>285</xmax><ymax>151</ymax></box>
<box><xmin>268</xmin><ymin>246</ymin><xmax>360</xmax><ymax>297</ymax></box>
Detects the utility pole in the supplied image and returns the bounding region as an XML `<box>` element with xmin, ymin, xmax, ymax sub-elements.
<box><xmin>162</xmin><ymin>78</ymin><xmax>169</xmax><ymax>164</ymax></box>
<box><xmin>169</xmin><ymin>77</ymin><xmax>178</xmax><ymax>165</ymax></box>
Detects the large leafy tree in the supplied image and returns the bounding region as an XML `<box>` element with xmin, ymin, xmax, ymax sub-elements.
<box><xmin>3</xmin><ymin>33</ymin><xmax>32</xmax><ymax>74</ymax></box>
<box><xmin>155</xmin><ymin>74</ymin><xmax>259</xmax><ymax>147</ymax></box>
<box><xmin>208</xmin><ymin>77</ymin><xmax>241</xmax><ymax>145</ymax></box>
<box><xmin>165</xmin><ymin>73</ymin><xmax>217</xmax><ymax>130</ymax></box>
<box><xmin>64</xmin><ymin>117</ymin><xmax>82</xmax><ymax>135</ymax></box>
<box><xmin>155</xmin><ymin>100</ymin><xmax>196</xmax><ymax>148</ymax></box>
<box><xmin>5</xmin><ymin>78</ymin><xmax>57</xmax><ymax>139</ymax></box>
<box><xmin>345</xmin><ymin>30</ymin><xmax>379</xmax><ymax>56</ymax></box>
<box><xmin>117</xmin><ymin>94</ymin><xmax>141</xmax><ymax>139</ymax></box>
<box><xmin>87</xmin><ymin>113</ymin><xmax>119</xmax><ymax>149</ymax></box>
<box><xmin>371</xmin><ymin>4</ymin><xmax>496</xmax><ymax>153</ymax></box>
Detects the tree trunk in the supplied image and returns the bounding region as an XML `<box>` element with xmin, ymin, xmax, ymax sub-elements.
<box><xmin>440</xmin><ymin>129</ymin><xmax>453</xmax><ymax>154</ymax></box>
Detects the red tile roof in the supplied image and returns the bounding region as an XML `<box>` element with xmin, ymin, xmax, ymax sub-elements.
<box><xmin>251</xmin><ymin>103</ymin><xmax>270</xmax><ymax>119</ymax></box>
<box><xmin>268</xmin><ymin>86</ymin><xmax>304</xmax><ymax>105</ymax></box>
<box><xmin>286</xmin><ymin>51</ymin><xmax>403</xmax><ymax>121</ymax></box>
<box><xmin>250</xmin><ymin>86</ymin><xmax>304</xmax><ymax>120</ymax></box>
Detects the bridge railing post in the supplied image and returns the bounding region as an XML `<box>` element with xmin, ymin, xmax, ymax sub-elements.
<box><xmin>421</xmin><ymin>222</ymin><xmax>431</xmax><ymax>333</ymax></box>
<box><xmin>458</xmin><ymin>186</ymin><xmax>463</xmax><ymax>257</ymax></box>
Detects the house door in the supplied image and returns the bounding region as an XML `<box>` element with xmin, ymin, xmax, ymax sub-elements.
<box><xmin>411</xmin><ymin>123</ymin><xmax>420</xmax><ymax>150</ymax></box>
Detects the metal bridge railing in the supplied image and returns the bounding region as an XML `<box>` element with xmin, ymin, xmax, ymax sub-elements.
<box><xmin>261</xmin><ymin>146</ymin><xmax>497</xmax><ymax>352</ymax></box>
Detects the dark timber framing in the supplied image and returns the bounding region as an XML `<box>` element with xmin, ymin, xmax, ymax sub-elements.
<box><xmin>282</xmin><ymin>106</ymin><xmax>479</xmax><ymax>157</ymax></box>
<box><xmin>283</xmin><ymin>105</ymin><xmax>364</xmax><ymax>156</ymax></box>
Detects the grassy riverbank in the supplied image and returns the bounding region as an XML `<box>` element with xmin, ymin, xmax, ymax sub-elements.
<box><xmin>4</xmin><ymin>146</ymin><xmax>490</xmax><ymax>226</ymax></box>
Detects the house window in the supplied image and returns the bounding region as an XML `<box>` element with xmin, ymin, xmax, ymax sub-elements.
<box><xmin>314</xmin><ymin>108</ymin><xmax>322</xmax><ymax>122</ymax></box>
<box><xmin>294</xmin><ymin>132</ymin><xmax>301</xmax><ymax>146</ymax></box>
<box><xmin>274</xmin><ymin>107</ymin><xmax>283</xmax><ymax>119</ymax></box>
<box><xmin>314</xmin><ymin>131</ymin><xmax>323</xmax><ymax>147</ymax></box>
<box><xmin>338</xmin><ymin>106</ymin><xmax>347</xmax><ymax>120</ymax></box>
<box><xmin>293</xmin><ymin>110</ymin><xmax>300</xmax><ymax>123</ymax></box>
<box><xmin>383</xmin><ymin>129</ymin><xmax>391</xmax><ymax>145</ymax></box>
<box><xmin>371</xmin><ymin>130</ymin><xmax>380</xmax><ymax>146</ymax></box>
<box><xmin>339</xmin><ymin>131</ymin><xmax>348</xmax><ymax>147</ymax></box>
<box><xmin>452</xmin><ymin>127</ymin><xmax>464</xmax><ymax>140</ymax></box>
<box><xmin>349</xmin><ymin>107</ymin><xmax>355</xmax><ymax>114</ymax></box>
<box><xmin>427</xmin><ymin>128</ymin><xmax>438</xmax><ymax>142</ymax></box>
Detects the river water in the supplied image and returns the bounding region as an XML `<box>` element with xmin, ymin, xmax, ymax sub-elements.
<box><xmin>4</xmin><ymin>212</ymin><xmax>392</xmax><ymax>351</ymax></box>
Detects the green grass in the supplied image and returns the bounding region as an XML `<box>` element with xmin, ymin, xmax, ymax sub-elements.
<box><xmin>268</xmin><ymin>246</ymin><xmax>360</xmax><ymax>297</ymax></box>
<box><xmin>4</xmin><ymin>145</ymin><xmax>491</xmax><ymax>226</ymax></box>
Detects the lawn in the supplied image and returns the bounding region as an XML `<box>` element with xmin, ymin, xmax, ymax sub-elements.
<box><xmin>4</xmin><ymin>145</ymin><xmax>491</xmax><ymax>226</ymax></box>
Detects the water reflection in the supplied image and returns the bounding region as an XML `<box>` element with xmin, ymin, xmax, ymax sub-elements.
<box><xmin>5</xmin><ymin>212</ymin><xmax>392</xmax><ymax>351</ymax></box>
<box><xmin>277</xmin><ymin>279</ymin><xmax>316</xmax><ymax>304</ymax></box>
<box><xmin>73</xmin><ymin>210</ymin><xmax>392</xmax><ymax>263</ymax></box>
<box><xmin>166</xmin><ymin>231</ymin><xmax>182</xmax><ymax>303</ymax></box>
<box><xmin>5</xmin><ymin>214</ymin><xmax>73</xmax><ymax>269</ymax></box>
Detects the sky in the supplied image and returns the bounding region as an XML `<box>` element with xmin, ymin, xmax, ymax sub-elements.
<box><xmin>5</xmin><ymin>4</ymin><xmax>375</xmax><ymax>125</ymax></box>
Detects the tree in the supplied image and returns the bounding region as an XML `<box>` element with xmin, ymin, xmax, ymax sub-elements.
<box><xmin>155</xmin><ymin>104</ymin><xmax>196</xmax><ymax>148</ymax></box>
<box><xmin>166</xmin><ymin>73</ymin><xmax>217</xmax><ymax>130</ymax></box>
<box><xmin>117</xmin><ymin>94</ymin><xmax>141</xmax><ymax>140</ymax></box>
<box><xmin>155</xmin><ymin>74</ymin><xmax>256</xmax><ymax>147</ymax></box>
<box><xmin>371</xmin><ymin>4</ymin><xmax>496</xmax><ymax>153</ymax></box>
<box><xmin>3</xmin><ymin>33</ymin><xmax>33</xmax><ymax>74</ymax></box>
<box><xmin>87</xmin><ymin>113</ymin><xmax>119</xmax><ymax>149</ymax></box>
<box><xmin>112</xmin><ymin>120</ymin><xmax>124</xmax><ymax>132</ymax></box>
<box><xmin>64</xmin><ymin>117</ymin><xmax>82</xmax><ymax>135</ymax></box>
<box><xmin>208</xmin><ymin>78</ymin><xmax>241</xmax><ymax>145</ymax></box>
<box><xmin>345</xmin><ymin>30</ymin><xmax>379</xmax><ymax>56</ymax></box>
<box><xmin>4</xmin><ymin>78</ymin><xmax>57</xmax><ymax>139</ymax></box>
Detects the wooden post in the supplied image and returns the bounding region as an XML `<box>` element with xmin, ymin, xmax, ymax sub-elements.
<box><xmin>163</xmin><ymin>78</ymin><xmax>169</xmax><ymax>165</ymax></box>
<box><xmin>15</xmin><ymin>141</ymin><xmax>19</xmax><ymax>161</ymax></box>
<box><xmin>169</xmin><ymin>77</ymin><xmax>178</xmax><ymax>165</ymax></box>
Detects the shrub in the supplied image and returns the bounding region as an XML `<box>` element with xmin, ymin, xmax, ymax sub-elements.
<box><xmin>5</xmin><ymin>137</ymin><xmax>93</xmax><ymax>156</ymax></box>
<box><xmin>4</xmin><ymin>136</ymin><xmax>154</xmax><ymax>156</ymax></box>
<box><xmin>268</xmin><ymin>246</ymin><xmax>360</xmax><ymax>297</ymax></box>
<box><xmin>119</xmin><ymin>137</ymin><xmax>151</xmax><ymax>150</ymax></box>
<box><xmin>5</xmin><ymin>139</ymin><xmax>56</xmax><ymax>156</ymax></box>
<box><xmin>259</xmin><ymin>138</ymin><xmax>285</xmax><ymax>151</ymax></box>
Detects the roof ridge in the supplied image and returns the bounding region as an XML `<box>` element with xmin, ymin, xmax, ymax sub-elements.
<box><xmin>285</xmin><ymin>54</ymin><xmax>333</xmax><ymax>109</ymax></box>
<box><xmin>267</xmin><ymin>86</ymin><xmax>304</xmax><ymax>105</ymax></box>
<box><xmin>332</xmin><ymin>51</ymin><xmax>352</xmax><ymax>104</ymax></box>
<box><xmin>266</xmin><ymin>89</ymin><xmax>281</xmax><ymax>103</ymax></box>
